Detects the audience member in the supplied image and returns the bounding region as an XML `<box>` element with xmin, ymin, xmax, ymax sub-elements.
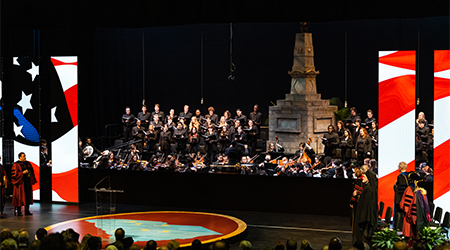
<box><xmin>35</xmin><ymin>228</ymin><xmax>47</xmax><ymax>241</ymax></box>
<box><xmin>144</xmin><ymin>240</ymin><xmax>158</xmax><ymax>250</ymax></box>
<box><xmin>1</xmin><ymin>238</ymin><xmax>18</xmax><ymax>250</ymax></box>
<box><xmin>190</xmin><ymin>239</ymin><xmax>203</xmax><ymax>250</ymax></box>
<box><xmin>239</xmin><ymin>240</ymin><xmax>252</xmax><ymax>250</ymax></box>
<box><xmin>328</xmin><ymin>237</ymin><xmax>342</xmax><ymax>250</ymax></box>
<box><xmin>167</xmin><ymin>240</ymin><xmax>180</xmax><ymax>250</ymax></box>
<box><xmin>40</xmin><ymin>233</ymin><xmax>66</xmax><ymax>250</ymax></box>
<box><xmin>28</xmin><ymin>240</ymin><xmax>41</xmax><ymax>250</ymax></box>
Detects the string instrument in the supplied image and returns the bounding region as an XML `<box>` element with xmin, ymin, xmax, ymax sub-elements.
<box><xmin>269</xmin><ymin>155</ymin><xmax>283</xmax><ymax>164</ymax></box>
<box><xmin>298</xmin><ymin>137</ymin><xmax>313</xmax><ymax>164</ymax></box>
<box><xmin>248</xmin><ymin>154</ymin><xmax>259</xmax><ymax>164</ymax></box>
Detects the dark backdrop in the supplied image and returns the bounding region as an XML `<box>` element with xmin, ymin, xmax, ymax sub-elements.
<box><xmin>3</xmin><ymin>17</ymin><xmax>449</xmax><ymax>149</ymax></box>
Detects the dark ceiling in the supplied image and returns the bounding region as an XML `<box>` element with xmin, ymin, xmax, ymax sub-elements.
<box><xmin>4</xmin><ymin>0</ymin><xmax>450</xmax><ymax>29</ymax></box>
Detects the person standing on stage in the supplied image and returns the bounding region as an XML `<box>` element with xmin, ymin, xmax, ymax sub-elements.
<box><xmin>12</xmin><ymin>152</ymin><xmax>37</xmax><ymax>216</ymax></box>
<box><xmin>137</xmin><ymin>105</ymin><xmax>151</xmax><ymax>128</ymax></box>
<box><xmin>249</xmin><ymin>104</ymin><xmax>262</xmax><ymax>128</ymax></box>
<box><xmin>0</xmin><ymin>156</ymin><xmax>7</xmax><ymax>218</ymax></box>
<box><xmin>122</xmin><ymin>106</ymin><xmax>135</xmax><ymax>142</ymax></box>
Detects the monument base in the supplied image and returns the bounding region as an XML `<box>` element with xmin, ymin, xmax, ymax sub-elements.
<box><xmin>269</xmin><ymin>94</ymin><xmax>337</xmax><ymax>154</ymax></box>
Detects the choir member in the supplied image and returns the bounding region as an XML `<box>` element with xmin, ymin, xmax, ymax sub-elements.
<box><xmin>249</xmin><ymin>104</ymin><xmax>262</xmax><ymax>127</ymax></box>
<box><xmin>137</xmin><ymin>105</ymin><xmax>151</xmax><ymax>128</ymax></box>
<box><xmin>364</xmin><ymin>109</ymin><xmax>376</xmax><ymax>129</ymax></box>
<box><xmin>151</xmin><ymin>104</ymin><xmax>165</xmax><ymax>122</ymax></box>
<box><xmin>322</xmin><ymin>125</ymin><xmax>339</xmax><ymax>158</ymax></box>
<box><xmin>354</xmin><ymin>128</ymin><xmax>372</xmax><ymax>165</ymax></box>
<box><xmin>179</xmin><ymin>105</ymin><xmax>193</xmax><ymax>124</ymax></box>
<box><xmin>339</xmin><ymin>129</ymin><xmax>354</xmax><ymax>162</ymax></box>
<box><xmin>207</xmin><ymin>106</ymin><xmax>219</xmax><ymax>124</ymax></box>
<box><xmin>122</xmin><ymin>106</ymin><xmax>135</xmax><ymax>142</ymax></box>
<box><xmin>235</xmin><ymin>108</ymin><xmax>248</xmax><ymax>126</ymax></box>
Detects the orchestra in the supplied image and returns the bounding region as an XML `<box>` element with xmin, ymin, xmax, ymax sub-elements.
<box><xmin>82</xmin><ymin>105</ymin><xmax>433</xmax><ymax>182</ymax></box>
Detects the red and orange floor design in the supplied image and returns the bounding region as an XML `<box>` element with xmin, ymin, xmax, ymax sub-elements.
<box><xmin>45</xmin><ymin>211</ymin><xmax>247</xmax><ymax>249</ymax></box>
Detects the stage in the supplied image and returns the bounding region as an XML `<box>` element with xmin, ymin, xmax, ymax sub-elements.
<box><xmin>0</xmin><ymin>202</ymin><xmax>353</xmax><ymax>249</ymax></box>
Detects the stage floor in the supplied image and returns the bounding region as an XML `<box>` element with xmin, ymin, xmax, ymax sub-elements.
<box><xmin>0</xmin><ymin>202</ymin><xmax>353</xmax><ymax>249</ymax></box>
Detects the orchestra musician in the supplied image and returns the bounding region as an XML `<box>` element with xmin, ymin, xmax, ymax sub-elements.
<box><xmin>151</xmin><ymin>104</ymin><xmax>165</xmax><ymax>122</ymax></box>
<box><xmin>232</xmin><ymin>126</ymin><xmax>247</xmax><ymax>146</ymax></box>
<box><xmin>83</xmin><ymin>137</ymin><xmax>101</xmax><ymax>158</ymax></box>
<box><xmin>275</xmin><ymin>157</ymin><xmax>289</xmax><ymax>176</ymax></box>
<box><xmin>294</xmin><ymin>141</ymin><xmax>315</xmax><ymax>160</ymax></box>
<box><xmin>137</xmin><ymin>105</ymin><xmax>151</xmax><ymax>128</ymax></box>
<box><xmin>296</xmin><ymin>157</ymin><xmax>313</xmax><ymax>177</ymax></box>
<box><xmin>122</xmin><ymin>107</ymin><xmax>135</xmax><ymax>142</ymax></box>
<box><xmin>322</xmin><ymin>125</ymin><xmax>339</xmax><ymax>158</ymax></box>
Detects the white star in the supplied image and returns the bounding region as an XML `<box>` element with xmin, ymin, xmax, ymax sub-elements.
<box><xmin>17</xmin><ymin>91</ymin><xmax>32</xmax><ymax>115</ymax></box>
<box><xmin>27</xmin><ymin>62</ymin><xmax>39</xmax><ymax>81</ymax></box>
<box><xmin>51</xmin><ymin>106</ymin><xmax>58</xmax><ymax>123</ymax></box>
<box><xmin>13</xmin><ymin>122</ymin><xmax>24</xmax><ymax>137</ymax></box>
<box><xmin>13</xmin><ymin>57</ymin><xmax>20</xmax><ymax>66</ymax></box>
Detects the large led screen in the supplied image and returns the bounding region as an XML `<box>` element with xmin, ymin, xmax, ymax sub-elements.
<box><xmin>378</xmin><ymin>51</ymin><xmax>416</xmax><ymax>208</ymax></box>
<box><xmin>50</xmin><ymin>56</ymin><xmax>78</xmax><ymax>203</ymax></box>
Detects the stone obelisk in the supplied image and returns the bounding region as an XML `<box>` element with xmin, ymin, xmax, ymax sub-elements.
<box><xmin>268</xmin><ymin>29</ymin><xmax>337</xmax><ymax>154</ymax></box>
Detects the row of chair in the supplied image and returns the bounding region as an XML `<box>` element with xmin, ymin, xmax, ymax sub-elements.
<box><xmin>377</xmin><ymin>201</ymin><xmax>450</xmax><ymax>236</ymax></box>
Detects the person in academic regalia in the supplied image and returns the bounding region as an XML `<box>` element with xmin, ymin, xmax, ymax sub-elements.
<box><xmin>354</xmin><ymin>172</ymin><xmax>378</xmax><ymax>244</ymax></box>
<box><xmin>0</xmin><ymin>156</ymin><xmax>8</xmax><ymax>217</ymax></box>
<box><xmin>11</xmin><ymin>152</ymin><xmax>37</xmax><ymax>216</ymax></box>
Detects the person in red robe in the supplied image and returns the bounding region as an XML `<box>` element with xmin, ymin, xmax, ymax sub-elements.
<box><xmin>11</xmin><ymin>152</ymin><xmax>36</xmax><ymax>216</ymax></box>
<box><xmin>0</xmin><ymin>156</ymin><xmax>8</xmax><ymax>218</ymax></box>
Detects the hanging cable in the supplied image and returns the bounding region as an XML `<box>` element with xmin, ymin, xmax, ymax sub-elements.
<box><xmin>201</xmin><ymin>32</ymin><xmax>204</xmax><ymax>104</ymax></box>
<box><xmin>142</xmin><ymin>31</ymin><xmax>146</xmax><ymax>106</ymax></box>
<box><xmin>344</xmin><ymin>29</ymin><xmax>348</xmax><ymax>108</ymax></box>
<box><xmin>228</xmin><ymin>23</ymin><xmax>236</xmax><ymax>81</ymax></box>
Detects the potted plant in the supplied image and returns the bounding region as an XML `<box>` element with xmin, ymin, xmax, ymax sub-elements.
<box><xmin>416</xmin><ymin>227</ymin><xmax>449</xmax><ymax>250</ymax></box>
<box><xmin>372</xmin><ymin>228</ymin><xmax>402</xmax><ymax>250</ymax></box>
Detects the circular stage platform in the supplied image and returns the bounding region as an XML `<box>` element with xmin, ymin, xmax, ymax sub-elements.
<box><xmin>46</xmin><ymin>211</ymin><xmax>247</xmax><ymax>249</ymax></box>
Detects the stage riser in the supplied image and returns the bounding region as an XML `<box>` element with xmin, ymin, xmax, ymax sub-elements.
<box><xmin>79</xmin><ymin>169</ymin><xmax>360</xmax><ymax>216</ymax></box>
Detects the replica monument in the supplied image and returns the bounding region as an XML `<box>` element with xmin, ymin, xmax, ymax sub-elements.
<box><xmin>269</xmin><ymin>25</ymin><xmax>337</xmax><ymax>154</ymax></box>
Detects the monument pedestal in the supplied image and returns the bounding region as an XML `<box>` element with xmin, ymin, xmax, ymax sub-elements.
<box><xmin>268</xmin><ymin>31</ymin><xmax>337</xmax><ymax>154</ymax></box>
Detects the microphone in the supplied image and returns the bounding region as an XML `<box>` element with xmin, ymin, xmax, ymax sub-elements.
<box><xmin>94</xmin><ymin>176</ymin><xmax>109</xmax><ymax>190</ymax></box>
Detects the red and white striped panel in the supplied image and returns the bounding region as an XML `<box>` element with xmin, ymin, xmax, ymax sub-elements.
<box><xmin>378</xmin><ymin>51</ymin><xmax>416</xmax><ymax>208</ymax></box>
<box><xmin>51</xmin><ymin>56</ymin><xmax>78</xmax><ymax>203</ymax></box>
<box><xmin>434</xmin><ymin>50</ymin><xmax>450</xmax><ymax>212</ymax></box>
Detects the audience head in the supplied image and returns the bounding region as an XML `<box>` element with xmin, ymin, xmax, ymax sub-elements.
<box><xmin>28</xmin><ymin>240</ymin><xmax>41</xmax><ymax>250</ymax></box>
<box><xmin>212</xmin><ymin>240</ymin><xmax>229</xmax><ymax>250</ymax></box>
<box><xmin>286</xmin><ymin>239</ymin><xmax>297</xmax><ymax>250</ymax></box>
<box><xmin>159</xmin><ymin>246</ymin><xmax>169</xmax><ymax>250</ymax></box>
<box><xmin>18</xmin><ymin>230</ymin><xmax>30</xmax><ymax>247</ymax></box>
<box><xmin>66</xmin><ymin>241</ymin><xmax>78</xmax><ymax>250</ymax></box>
<box><xmin>0</xmin><ymin>230</ymin><xmax>13</xmax><ymax>243</ymax></box>
<box><xmin>130</xmin><ymin>245</ymin><xmax>142</xmax><ymax>250</ymax></box>
<box><xmin>40</xmin><ymin>233</ymin><xmax>66</xmax><ymax>250</ymax></box>
<box><xmin>1</xmin><ymin>238</ymin><xmax>17</xmax><ymax>250</ymax></box>
<box><xmin>274</xmin><ymin>241</ymin><xmax>285</xmax><ymax>250</ymax></box>
<box><xmin>62</xmin><ymin>228</ymin><xmax>80</xmax><ymax>243</ymax></box>
<box><xmin>106</xmin><ymin>245</ymin><xmax>119</xmax><ymax>250</ymax></box>
<box><xmin>190</xmin><ymin>239</ymin><xmax>203</xmax><ymax>250</ymax></box>
<box><xmin>144</xmin><ymin>240</ymin><xmax>157</xmax><ymax>250</ymax></box>
<box><xmin>80</xmin><ymin>234</ymin><xmax>93</xmax><ymax>250</ymax></box>
<box><xmin>87</xmin><ymin>236</ymin><xmax>102</xmax><ymax>250</ymax></box>
<box><xmin>353</xmin><ymin>241</ymin><xmax>364</xmax><ymax>250</ymax></box>
<box><xmin>328</xmin><ymin>237</ymin><xmax>342</xmax><ymax>250</ymax></box>
<box><xmin>299</xmin><ymin>240</ymin><xmax>312</xmax><ymax>250</ymax></box>
<box><xmin>398</xmin><ymin>161</ymin><xmax>407</xmax><ymax>172</ymax></box>
<box><xmin>167</xmin><ymin>240</ymin><xmax>180</xmax><ymax>250</ymax></box>
<box><xmin>239</xmin><ymin>240</ymin><xmax>252</xmax><ymax>250</ymax></box>
<box><xmin>115</xmin><ymin>228</ymin><xmax>125</xmax><ymax>241</ymax></box>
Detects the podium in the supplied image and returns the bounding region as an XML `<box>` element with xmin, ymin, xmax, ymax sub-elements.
<box><xmin>89</xmin><ymin>188</ymin><xmax>124</xmax><ymax>215</ymax></box>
